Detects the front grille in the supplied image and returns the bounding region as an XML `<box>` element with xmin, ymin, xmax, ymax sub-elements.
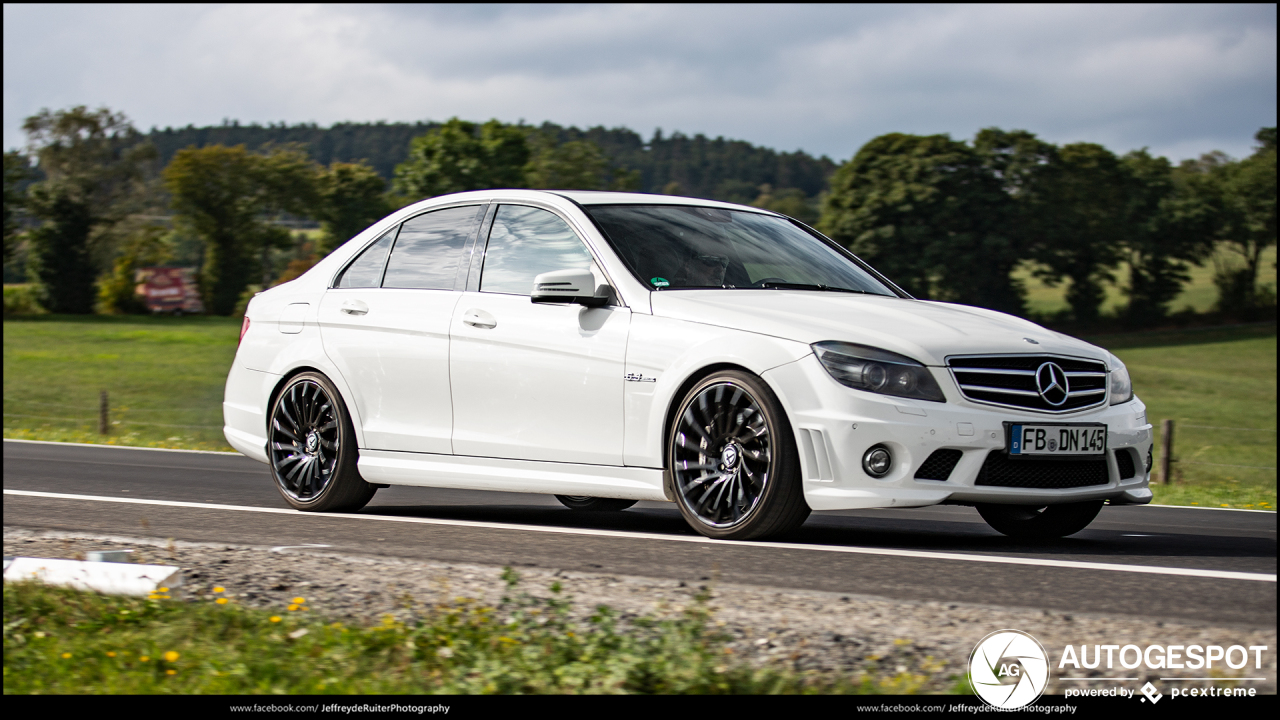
<box><xmin>915</xmin><ymin>449</ymin><xmax>963</xmax><ymax>481</ymax></box>
<box><xmin>975</xmin><ymin>451</ymin><xmax>1109</xmax><ymax>488</ymax></box>
<box><xmin>948</xmin><ymin>355</ymin><xmax>1108</xmax><ymax>413</ymax></box>
<box><xmin>1115</xmin><ymin>448</ymin><xmax>1137</xmax><ymax>479</ymax></box>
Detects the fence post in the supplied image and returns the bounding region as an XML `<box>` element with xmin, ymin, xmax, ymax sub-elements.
<box><xmin>99</xmin><ymin>391</ymin><xmax>109</xmax><ymax>435</ymax></box>
<box><xmin>1159</xmin><ymin>418</ymin><xmax>1174</xmax><ymax>485</ymax></box>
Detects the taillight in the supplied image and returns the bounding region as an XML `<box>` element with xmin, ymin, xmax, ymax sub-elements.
<box><xmin>239</xmin><ymin>316</ymin><xmax>251</xmax><ymax>346</ymax></box>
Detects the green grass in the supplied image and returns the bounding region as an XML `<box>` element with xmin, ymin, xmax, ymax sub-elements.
<box><xmin>2</xmin><ymin>571</ymin><xmax>941</xmax><ymax>695</ymax></box>
<box><xmin>4</xmin><ymin>315</ymin><xmax>1274</xmax><ymax>510</ymax></box>
<box><xmin>1088</xmin><ymin>324</ymin><xmax>1277</xmax><ymax>510</ymax></box>
<box><xmin>1017</xmin><ymin>244</ymin><xmax>1278</xmax><ymax>318</ymax></box>
<box><xmin>3</xmin><ymin>314</ymin><xmax>240</xmax><ymax>452</ymax></box>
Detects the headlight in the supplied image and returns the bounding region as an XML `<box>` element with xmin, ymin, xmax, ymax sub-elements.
<box><xmin>812</xmin><ymin>342</ymin><xmax>945</xmax><ymax>402</ymax></box>
<box><xmin>1108</xmin><ymin>353</ymin><xmax>1133</xmax><ymax>405</ymax></box>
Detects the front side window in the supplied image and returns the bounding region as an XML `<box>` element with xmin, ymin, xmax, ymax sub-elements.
<box><xmin>584</xmin><ymin>205</ymin><xmax>897</xmax><ymax>295</ymax></box>
<box><xmin>335</xmin><ymin>227</ymin><xmax>396</xmax><ymax>288</ymax></box>
<box><xmin>479</xmin><ymin>205</ymin><xmax>595</xmax><ymax>295</ymax></box>
<box><xmin>381</xmin><ymin>205</ymin><xmax>483</xmax><ymax>290</ymax></box>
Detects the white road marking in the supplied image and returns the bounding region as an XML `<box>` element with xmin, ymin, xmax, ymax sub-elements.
<box><xmin>7</xmin><ymin>489</ymin><xmax>1275</xmax><ymax>583</ymax></box>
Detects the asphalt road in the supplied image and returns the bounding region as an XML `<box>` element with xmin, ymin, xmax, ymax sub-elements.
<box><xmin>4</xmin><ymin>439</ymin><xmax>1275</xmax><ymax>627</ymax></box>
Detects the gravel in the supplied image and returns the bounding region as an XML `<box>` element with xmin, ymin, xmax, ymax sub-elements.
<box><xmin>5</xmin><ymin>526</ymin><xmax>1274</xmax><ymax>694</ymax></box>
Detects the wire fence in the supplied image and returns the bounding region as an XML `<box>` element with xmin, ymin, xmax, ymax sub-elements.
<box><xmin>3</xmin><ymin>391</ymin><xmax>223</xmax><ymax>435</ymax></box>
<box><xmin>1158</xmin><ymin>418</ymin><xmax>1277</xmax><ymax>481</ymax></box>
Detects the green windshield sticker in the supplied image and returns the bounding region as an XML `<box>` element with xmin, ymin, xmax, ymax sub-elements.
<box><xmin>650</xmin><ymin>277</ymin><xmax>670</xmax><ymax>288</ymax></box>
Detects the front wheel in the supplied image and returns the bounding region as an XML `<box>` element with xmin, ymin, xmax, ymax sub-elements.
<box><xmin>668</xmin><ymin>370</ymin><xmax>809</xmax><ymax>540</ymax></box>
<box><xmin>555</xmin><ymin>495</ymin><xmax>637</xmax><ymax>511</ymax></box>
<box><xmin>268</xmin><ymin>372</ymin><xmax>376</xmax><ymax>512</ymax></box>
<box><xmin>976</xmin><ymin>501</ymin><xmax>1104</xmax><ymax>539</ymax></box>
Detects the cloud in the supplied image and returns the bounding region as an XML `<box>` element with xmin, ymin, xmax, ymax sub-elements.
<box><xmin>4</xmin><ymin>4</ymin><xmax>1274</xmax><ymax>162</ymax></box>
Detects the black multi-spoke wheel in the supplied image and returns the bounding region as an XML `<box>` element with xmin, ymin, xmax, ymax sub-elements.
<box><xmin>555</xmin><ymin>495</ymin><xmax>638</xmax><ymax>511</ymax></box>
<box><xmin>976</xmin><ymin>500</ymin><xmax>1103</xmax><ymax>539</ymax></box>
<box><xmin>268</xmin><ymin>372</ymin><xmax>376</xmax><ymax>512</ymax></box>
<box><xmin>668</xmin><ymin>370</ymin><xmax>808</xmax><ymax>539</ymax></box>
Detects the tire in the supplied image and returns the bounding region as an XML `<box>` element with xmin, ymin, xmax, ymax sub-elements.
<box><xmin>555</xmin><ymin>495</ymin><xmax>638</xmax><ymax>511</ymax></box>
<box><xmin>268</xmin><ymin>372</ymin><xmax>377</xmax><ymax>512</ymax></box>
<box><xmin>976</xmin><ymin>500</ymin><xmax>1104</xmax><ymax>539</ymax></box>
<box><xmin>668</xmin><ymin>369</ymin><xmax>809</xmax><ymax>540</ymax></box>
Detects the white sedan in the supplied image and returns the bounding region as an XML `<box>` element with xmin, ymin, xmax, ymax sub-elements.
<box><xmin>224</xmin><ymin>190</ymin><xmax>1153</xmax><ymax>540</ymax></box>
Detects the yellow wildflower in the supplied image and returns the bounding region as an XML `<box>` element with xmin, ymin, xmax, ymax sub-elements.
<box><xmin>61</xmin><ymin>652</ymin><xmax>71</xmax><ymax>659</ymax></box>
<box><xmin>216</xmin><ymin>598</ymin><xmax>228</xmax><ymax>605</ymax></box>
<box><xmin>213</xmin><ymin>586</ymin><xmax>225</xmax><ymax>593</ymax></box>
<box><xmin>292</xmin><ymin>597</ymin><xmax>306</xmax><ymax>604</ymax></box>
<box><xmin>270</xmin><ymin>616</ymin><xmax>282</xmax><ymax>623</ymax></box>
<box><xmin>164</xmin><ymin>651</ymin><xmax>180</xmax><ymax>662</ymax></box>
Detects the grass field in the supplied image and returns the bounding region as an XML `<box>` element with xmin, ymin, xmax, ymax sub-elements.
<box><xmin>2</xmin><ymin>573</ymin><xmax>935</xmax><ymax>694</ymax></box>
<box><xmin>1017</xmin><ymin>244</ymin><xmax>1277</xmax><ymax>318</ymax></box>
<box><xmin>2</xmin><ymin>314</ymin><xmax>240</xmax><ymax>451</ymax></box>
<box><xmin>3</xmin><ymin>315</ymin><xmax>1275</xmax><ymax>510</ymax></box>
<box><xmin>1089</xmin><ymin>323</ymin><xmax>1276</xmax><ymax>510</ymax></box>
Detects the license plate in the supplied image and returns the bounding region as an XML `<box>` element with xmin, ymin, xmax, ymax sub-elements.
<box><xmin>1007</xmin><ymin>423</ymin><xmax>1106</xmax><ymax>456</ymax></box>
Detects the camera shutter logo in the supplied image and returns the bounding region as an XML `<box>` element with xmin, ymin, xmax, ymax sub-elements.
<box><xmin>969</xmin><ymin>630</ymin><xmax>1050</xmax><ymax>709</ymax></box>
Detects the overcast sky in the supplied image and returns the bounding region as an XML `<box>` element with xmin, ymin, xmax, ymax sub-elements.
<box><xmin>4</xmin><ymin>4</ymin><xmax>1276</xmax><ymax>163</ymax></box>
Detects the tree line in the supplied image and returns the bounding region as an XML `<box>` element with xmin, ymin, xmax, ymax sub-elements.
<box><xmin>4</xmin><ymin>105</ymin><xmax>1275</xmax><ymax>328</ymax></box>
<box><xmin>819</xmin><ymin>128</ymin><xmax>1276</xmax><ymax>325</ymax></box>
<box><xmin>141</xmin><ymin>119</ymin><xmax>837</xmax><ymax>204</ymax></box>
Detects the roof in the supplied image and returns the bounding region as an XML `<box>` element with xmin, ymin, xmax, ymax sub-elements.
<box><xmin>549</xmin><ymin>190</ymin><xmax>776</xmax><ymax>214</ymax></box>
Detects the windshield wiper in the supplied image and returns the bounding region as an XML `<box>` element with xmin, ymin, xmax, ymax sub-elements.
<box><xmin>759</xmin><ymin>281</ymin><xmax>868</xmax><ymax>294</ymax></box>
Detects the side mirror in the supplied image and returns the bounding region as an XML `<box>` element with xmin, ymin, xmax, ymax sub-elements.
<box><xmin>531</xmin><ymin>269</ymin><xmax>611</xmax><ymax>308</ymax></box>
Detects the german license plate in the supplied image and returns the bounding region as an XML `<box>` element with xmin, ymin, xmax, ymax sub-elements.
<box><xmin>1007</xmin><ymin>423</ymin><xmax>1106</xmax><ymax>456</ymax></box>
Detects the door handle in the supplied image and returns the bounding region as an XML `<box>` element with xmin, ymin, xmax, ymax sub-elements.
<box><xmin>462</xmin><ymin>309</ymin><xmax>497</xmax><ymax>329</ymax></box>
<box><xmin>340</xmin><ymin>299</ymin><xmax>369</xmax><ymax>316</ymax></box>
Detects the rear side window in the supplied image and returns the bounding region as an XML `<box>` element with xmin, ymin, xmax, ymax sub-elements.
<box><xmin>382</xmin><ymin>205</ymin><xmax>483</xmax><ymax>290</ymax></box>
<box><xmin>335</xmin><ymin>228</ymin><xmax>396</xmax><ymax>288</ymax></box>
<box><xmin>479</xmin><ymin>205</ymin><xmax>594</xmax><ymax>295</ymax></box>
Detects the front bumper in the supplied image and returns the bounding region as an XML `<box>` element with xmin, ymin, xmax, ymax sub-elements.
<box><xmin>764</xmin><ymin>354</ymin><xmax>1154</xmax><ymax>511</ymax></box>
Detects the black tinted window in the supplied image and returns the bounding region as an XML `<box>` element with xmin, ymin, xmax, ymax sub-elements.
<box><xmin>480</xmin><ymin>205</ymin><xmax>594</xmax><ymax>295</ymax></box>
<box><xmin>335</xmin><ymin>228</ymin><xmax>396</xmax><ymax>288</ymax></box>
<box><xmin>382</xmin><ymin>206</ymin><xmax>482</xmax><ymax>290</ymax></box>
<box><xmin>585</xmin><ymin>205</ymin><xmax>895</xmax><ymax>295</ymax></box>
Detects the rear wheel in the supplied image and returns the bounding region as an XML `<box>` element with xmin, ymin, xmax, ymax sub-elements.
<box><xmin>977</xmin><ymin>501</ymin><xmax>1103</xmax><ymax>539</ymax></box>
<box><xmin>555</xmin><ymin>495</ymin><xmax>637</xmax><ymax>511</ymax></box>
<box><xmin>668</xmin><ymin>370</ymin><xmax>809</xmax><ymax>540</ymax></box>
<box><xmin>268</xmin><ymin>372</ymin><xmax>376</xmax><ymax>512</ymax></box>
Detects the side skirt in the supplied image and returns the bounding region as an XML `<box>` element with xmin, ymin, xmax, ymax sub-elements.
<box><xmin>357</xmin><ymin>449</ymin><xmax>668</xmax><ymax>502</ymax></box>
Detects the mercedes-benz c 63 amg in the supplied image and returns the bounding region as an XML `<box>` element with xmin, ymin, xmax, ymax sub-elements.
<box><xmin>224</xmin><ymin>190</ymin><xmax>1153</xmax><ymax>540</ymax></box>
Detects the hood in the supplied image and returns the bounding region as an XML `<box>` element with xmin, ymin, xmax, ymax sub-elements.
<box><xmin>649</xmin><ymin>290</ymin><xmax>1109</xmax><ymax>367</ymax></box>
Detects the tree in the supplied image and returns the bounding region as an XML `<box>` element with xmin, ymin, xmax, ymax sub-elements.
<box><xmin>1210</xmin><ymin>128</ymin><xmax>1277</xmax><ymax>314</ymax></box>
<box><xmin>312</xmin><ymin>161</ymin><xmax>389</xmax><ymax>255</ymax></box>
<box><xmin>819</xmin><ymin>133</ymin><xmax>1025</xmax><ymax>314</ymax></box>
<box><xmin>524</xmin><ymin>133</ymin><xmax>609</xmax><ymax>190</ymax></box>
<box><xmin>1030</xmin><ymin>143</ymin><xmax>1132</xmax><ymax>324</ymax></box>
<box><xmin>96</xmin><ymin>223</ymin><xmax>171</xmax><ymax>314</ymax></box>
<box><xmin>1118</xmin><ymin>150</ymin><xmax>1217</xmax><ymax>326</ymax></box>
<box><xmin>3</xmin><ymin>151</ymin><xmax>33</xmax><ymax>264</ymax></box>
<box><xmin>392</xmin><ymin>118</ymin><xmax>529</xmax><ymax>201</ymax></box>
<box><xmin>752</xmin><ymin>184</ymin><xmax>818</xmax><ymax>225</ymax></box>
<box><xmin>22</xmin><ymin>106</ymin><xmax>156</xmax><ymax>313</ymax></box>
<box><xmin>164</xmin><ymin>144</ymin><xmax>318</xmax><ymax>314</ymax></box>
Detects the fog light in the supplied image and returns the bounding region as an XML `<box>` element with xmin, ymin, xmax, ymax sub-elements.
<box><xmin>862</xmin><ymin>445</ymin><xmax>892</xmax><ymax>478</ymax></box>
<box><xmin>1145</xmin><ymin>447</ymin><xmax>1153</xmax><ymax>473</ymax></box>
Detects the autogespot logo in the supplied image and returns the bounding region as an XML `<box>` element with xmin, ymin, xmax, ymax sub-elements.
<box><xmin>970</xmin><ymin>630</ymin><xmax>1050</xmax><ymax>709</ymax></box>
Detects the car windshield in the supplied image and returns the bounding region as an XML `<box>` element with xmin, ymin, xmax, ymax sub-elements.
<box><xmin>583</xmin><ymin>205</ymin><xmax>898</xmax><ymax>295</ymax></box>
